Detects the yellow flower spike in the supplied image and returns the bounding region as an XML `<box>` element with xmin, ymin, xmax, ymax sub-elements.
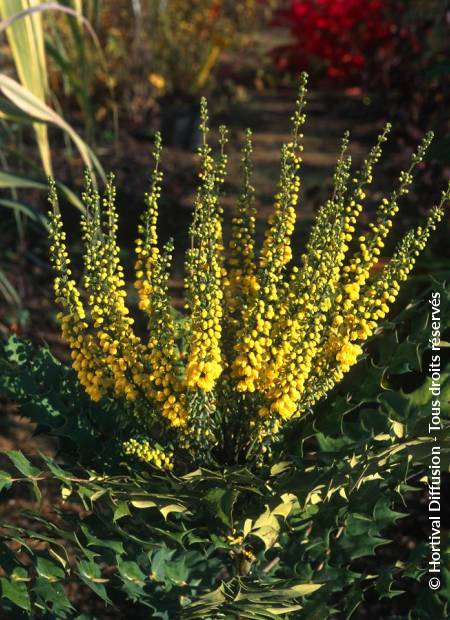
<box><xmin>226</xmin><ymin>128</ymin><xmax>256</xmax><ymax>313</ymax></box>
<box><xmin>258</xmin><ymin>141</ymin><xmax>352</xmax><ymax>421</ymax></box>
<box><xmin>301</xmin><ymin>131</ymin><xmax>433</xmax><ymax>404</ymax></box>
<box><xmin>135</xmin><ymin>132</ymin><xmax>163</xmax><ymax>316</ymax></box>
<box><xmin>48</xmin><ymin>179</ymin><xmax>111</xmax><ymax>401</ymax></box>
<box><xmin>292</xmin><ymin>131</ymin><xmax>350</xmax><ymax>290</ymax></box>
<box><xmin>303</xmin><ymin>194</ymin><xmax>447</xmax><ymax>413</ymax></box>
<box><xmin>185</xmin><ymin>99</ymin><xmax>225</xmax><ymax>396</ymax></box>
<box><xmin>343</xmin><ymin>131</ymin><xmax>434</xmax><ymax>291</ymax></box>
<box><xmin>123</xmin><ymin>438</ymin><xmax>174</xmax><ymax>470</ymax></box>
<box><xmin>80</xmin><ymin>173</ymin><xmax>148</xmax><ymax>404</ymax></box>
<box><xmin>231</xmin><ymin>74</ymin><xmax>307</xmax><ymax>394</ymax></box>
<box><xmin>48</xmin><ymin>78</ymin><xmax>448</xmax><ymax>468</ymax></box>
<box><xmin>147</xmin><ymin>239</ymin><xmax>187</xmax><ymax>428</ymax></box>
<box><xmin>356</xmin><ymin>203</ymin><xmax>445</xmax><ymax>338</ymax></box>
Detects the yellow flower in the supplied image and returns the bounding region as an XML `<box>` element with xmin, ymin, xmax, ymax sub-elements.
<box><xmin>48</xmin><ymin>75</ymin><xmax>449</xmax><ymax>467</ymax></box>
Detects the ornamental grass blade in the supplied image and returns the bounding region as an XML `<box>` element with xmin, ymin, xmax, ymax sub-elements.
<box><xmin>0</xmin><ymin>170</ymin><xmax>85</xmax><ymax>211</ymax></box>
<box><xmin>0</xmin><ymin>197</ymin><xmax>49</xmax><ymax>229</ymax></box>
<box><xmin>0</xmin><ymin>1</ymin><xmax>98</xmax><ymax>39</ymax></box>
<box><xmin>0</xmin><ymin>169</ymin><xmax>46</xmax><ymax>190</ymax></box>
<box><xmin>0</xmin><ymin>0</ymin><xmax>51</xmax><ymax>174</ymax></box>
<box><xmin>56</xmin><ymin>180</ymin><xmax>86</xmax><ymax>212</ymax></box>
<box><xmin>0</xmin><ymin>97</ymin><xmax>33</xmax><ymax>122</ymax></box>
<box><xmin>0</xmin><ymin>268</ymin><xmax>21</xmax><ymax>306</ymax></box>
<box><xmin>0</xmin><ymin>0</ymin><xmax>112</xmax><ymax>149</ymax></box>
<box><xmin>0</xmin><ymin>74</ymin><xmax>105</xmax><ymax>181</ymax></box>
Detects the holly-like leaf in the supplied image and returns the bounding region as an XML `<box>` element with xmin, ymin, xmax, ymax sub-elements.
<box><xmin>76</xmin><ymin>560</ymin><xmax>111</xmax><ymax>603</ymax></box>
<box><xmin>0</xmin><ymin>573</ymin><xmax>30</xmax><ymax>612</ymax></box>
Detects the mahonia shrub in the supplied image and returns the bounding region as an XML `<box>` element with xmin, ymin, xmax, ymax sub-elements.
<box><xmin>1</xmin><ymin>75</ymin><xmax>450</xmax><ymax>618</ymax></box>
<box><xmin>48</xmin><ymin>74</ymin><xmax>447</xmax><ymax>471</ymax></box>
<box><xmin>1</xmin><ymin>286</ymin><xmax>450</xmax><ymax>618</ymax></box>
